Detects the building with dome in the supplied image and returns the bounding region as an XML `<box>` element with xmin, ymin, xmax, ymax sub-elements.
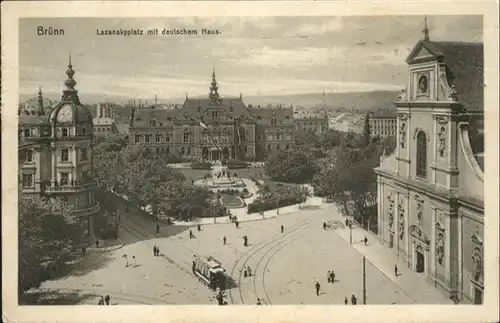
<box><xmin>129</xmin><ymin>67</ymin><xmax>297</xmax><ymax>161</ymax></box>
<box><xmin>374</xmin><ymin>25</ymin><xmax>484</xmax><ymax>304</ymax></box>
<box><xmin>18</xmin><ymin>56</ymin><xmax>100</xmax><ymax>237</ymax></box>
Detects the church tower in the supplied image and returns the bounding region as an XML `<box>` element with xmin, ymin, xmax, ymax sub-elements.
<box><xmin>209</xmin><ymin>64</ymin><xmax>220</xmax><ymax>102</ymax></box>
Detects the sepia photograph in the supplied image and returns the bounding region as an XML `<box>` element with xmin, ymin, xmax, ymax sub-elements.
<box><xmin>2</xmin><ymin>2</ymin><xmax>499</xmax><ymax>323</ymax></box>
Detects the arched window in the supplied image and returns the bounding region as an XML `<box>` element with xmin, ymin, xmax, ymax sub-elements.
<box><xmin>183</xmin><ymin>129</ymin><xmax>190</xmax><ymax>143</ymax></box>
<box><xmin>156</xmin><ymin>134</ymin><xmax>162</xmax><ymax>143</ymax></box>
<box><xmin>416</xmin><ymin>131</ymin><xmax>427</xmax><ymax>178</ymax></box>
<box><xmin>134</xmin><ymin>134</ymin><xmax>141</xmax><ymax>143</ymax></box>
<box><xmin>62</xmin><ymin>128</ymin><xmax>69</xmax><ymax>137</ymax></box>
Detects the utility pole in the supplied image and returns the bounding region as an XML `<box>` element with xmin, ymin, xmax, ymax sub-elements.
<box><xmin>363</xmin><ymin>256</ymin><xmax>367</xmax><ymax>305</ymax></box>
<box><xmin>349</xmin><ymin>221</ymin><xmax>353</xmax><ymax>245</ymax></box>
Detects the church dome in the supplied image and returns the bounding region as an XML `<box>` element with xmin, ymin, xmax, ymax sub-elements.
<box><xmin>49</xmin><ymin>55</ymin><xmax>93</xmax><ymax>125</ymax></box>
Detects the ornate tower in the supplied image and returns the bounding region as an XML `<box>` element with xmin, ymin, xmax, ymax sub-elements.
<box><xmin>37</xmin><ymin>86</ymin><xmax>44</xmax><ymax>116</ymax></box>
<box><xmin>209</xmin><ymin>64</ymin><xmax>220</xmax><ymax>102</ymax></box>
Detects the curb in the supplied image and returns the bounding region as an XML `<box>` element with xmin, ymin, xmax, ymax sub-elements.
<box><xmin>87</xmin><ymin>244</ymin><xmax>124</xmax><ymax>253</ymax></box>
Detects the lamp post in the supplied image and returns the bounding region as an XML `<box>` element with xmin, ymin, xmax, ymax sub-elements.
<box><xmin>362</xmin><ymin>256</ymin><xmax>367</xmax><ymax>304</ymax></box>
<box><xmin>349</xmin><ymin>221</ymin><xmax>353</xmax><ymax>245</ymax></box>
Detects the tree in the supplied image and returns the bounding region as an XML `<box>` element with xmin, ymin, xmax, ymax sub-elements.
<box><xmin>265</xmin><ymin>150</ymin><xmax>319</xmax><ymax>184</ymax></box>
<box><xmin>19</xmin><ymin>196</ymin><xmax>87</xmax><ymax>295</ymax></box>
<box><xmin>362</xmin><ymin>113</ymin><xmax>371</xmax><ymax>146</ymax></box>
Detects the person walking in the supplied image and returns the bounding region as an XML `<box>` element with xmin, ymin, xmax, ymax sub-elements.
<box><xmin>247</xmin><ymin>267</ymin><xmax>252</xmax><ymax>277</ymax></box>
<box><xmin>315</xmin><ymin>282</ymin><xmax>321</xmax><ymax>296</ymax></box>
<box><xmin>345</xmin><ymin>218</ymin><xmax>349</xmax><ymax>227</ymax></box>
<box><xmin>281</xmin><ymin>225</ymin><xmax>284</xmax><ymax>234</ymax></box>
<box><xmin>132</xmin><ymin>255</ymin><xmax>136</xmax><ymax>267</ymax></box>
<box><xmin>327</xmin><ymin>271</ymin><xmax>332</xmax><ymax>283</ymax></box>
<box><xmin>104</xmin><ymin>294</ymin><xmax>110</xmax><ymax>305</ymax></box>
<box><xmin>351</xmin><ymin>294</ymin><xmax>357</xmax><ymax>305</ymax></box>
<box><xmin>344</xmin><ymin>297</ymin><xmax>348</xmax><ymax>305</ymax></box>
<box><xmin>223</xmin><ymin>236</ymin><xmax>227</xmax><ymax>246</ymax></box>
<box><xmin>364</xmin><ymin>236</ymin><xmax>368</xmax><ymax>246</ymax></box>
<box><xmin>156</xmin><ymin>246</ymin><xmax>160</xmax><ymax>257</ymax></box>
<box><xmin>235</xmin><ymin>220</ymin><xmax>239</xmax><ymax>229</ymax></box>
<box><xmin>197</xmin><ymin>224</ymin><xmax>201</xmax><ymax>231</ymax></box>
<box><xmin>394</xmin><ymin>264</ymin><xmax>399</xmax><ymax>277</ymax></box>
<box><xmin>323</xmin><ymin>222</ymin><xmax>327</xmax><ymax>230</ymax></box>
<box><xmin>331</xmin><ymin>271</ymin><xmax>336</xmax><ymax>283</ymax></box>
<box><xmin>243</xmin><ymin>236</ymin><xmax>248</xmax><ymax>247</ymax></box>
<box><xmin>189</xmin><ymin>230</ymin><xmax>194</xmax><ymax>239</ymax></box>
<box><xmin>153</xmin><ymin>245</ymin><xmax>157</xmax><ymax>257</ymax></box>
<box><xmin>192</xmin><ymin>260</ymin><xmax>196</xmax><ymax>274</ymax></box>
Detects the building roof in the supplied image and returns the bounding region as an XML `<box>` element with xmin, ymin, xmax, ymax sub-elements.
<box><xmin>410</xmin><ymin>40</ymin><xmax>483</xmax><ymax>113</ymax></box>
<box><xmin>183</xmin><ymin>98</ymin><xmax>254</xmax><ymax>121</ymax></box>
<box><xmin>248</xmin><ymin>107</ymin><xmax>294</xmax><ymax>125</ymax></box>
<box><xmin>19</xmin><ymin>114</ymin><xmax>50</xmax><ymax>125</ymax></box>
<box><xmin>115</xmin><ymin>122</ymin><xmax>130</xmax><ymax>135</ymax></box>
<box><xmin>371</xmin><ymin>111</ymin><xmax>397</xmax><ymax>119</ymax></box>
<box><xmin>132</xmin><ymin>108</ymin><xmax>182</xmax><ymax>127</ymax></box>
<box><xmin>293</xmin><ymin>110</ymin><xmax>328</xmax><ymax>119</ymax></box>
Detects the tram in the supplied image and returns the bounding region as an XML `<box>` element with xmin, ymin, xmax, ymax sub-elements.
<box><xmin>193</xmin><ymin>255</ymin><xmax>226</xmax><ymax>291</ymax></box>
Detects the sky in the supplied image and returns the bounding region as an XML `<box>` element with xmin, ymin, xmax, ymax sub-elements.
<box><xmin>19</xmin><ymin>16</ymin><xmax>483</xmax><ymax>103</ymax></box>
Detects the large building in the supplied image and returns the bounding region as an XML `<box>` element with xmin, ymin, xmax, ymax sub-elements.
<box><xmin>293</xmin><ymin>110</ymin><xmax>329</xmax><ymax>135</ymax></box>
<box><xmin>374</xmin><ymin>33</ymin><xmax>484</xmax><ymax>304</ymax></box>
<box><xmin>368</xmin><ymin>111</ymin><xmax>397</xmax><ymax>138</ymax></box>
<box><xmin>93</xmin><ymin>103</ymin><xmax>119</xmax><ymax>136</ymax></box>
<box><xmin>18</xmin><ymin>57</ymin><xmax>100</xmax><ymax>236</ymax></box>
<box><xmin>128</xmin><ymin>69</ymin><xmax>297</xmax><ymax>160</ymax></box>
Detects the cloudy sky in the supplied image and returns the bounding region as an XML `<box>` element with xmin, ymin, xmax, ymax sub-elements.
<box><xmin>19</xmin><ymin>16</ymin><xmax>482</xmax><ymax>103</ymax></box>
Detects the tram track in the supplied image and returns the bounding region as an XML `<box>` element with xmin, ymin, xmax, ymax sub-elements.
<box><xmin>227</xmin><ymin>217</ymin><xmax>316</xmax><ymax>305</ymax></box>
<box><xmin>254</xmin><ymin>222</ymin><xmax>316</xmax><ymax>305</ymax></box>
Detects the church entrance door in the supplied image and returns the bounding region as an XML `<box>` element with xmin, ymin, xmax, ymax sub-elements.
<box><xmin>416</xmin><ymin>248</ymin><xmax>425</xmax><ymax>273</ymax></box>
<box><xmin>211</xmin><ymin>150</ymin><xmax>220</xmax><ymax>161</ymax></box>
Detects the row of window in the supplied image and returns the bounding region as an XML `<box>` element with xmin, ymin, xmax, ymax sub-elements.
<box><xmin>135</xmin><ymin>134</ymin><xmax>174</xmax><ymax>143</ymax></box>
<box><xmin>266</xmin><ymin>144</ymin><xmax>291</xmax><ymax>151</ymax></box>
<box><xmin>96</xmin><ymin>127</ymin><xmax>112</xmax><ymax>133</ymax></box>
<box><xmin>373</xmin><ymin>131</ymin><xmax>396</xmax><ymax>136</ymax></box>
<box><xmin>21</xmin><ymin>147</ymin><xmax>88</xmax><ymax>163</ymax></box>
<box><xmin>22</xmin><ymin>127</ymin><xmax>89</xmax><ymax>138</ymax></box>
<box><xmin>22</xmin><ymin>170</ymin><xmax>91</xmax><ymax>188</ymax></box>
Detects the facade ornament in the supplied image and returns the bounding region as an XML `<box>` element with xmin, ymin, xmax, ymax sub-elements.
<box><xmin>437</xmin><ymin>126</ymin><xmax>446</xmax><ymax>157</ymax></box>
<box><xmin>436</xmin><ymin>232</ymin><xmax>445</xmax><ymax>265</ymax></box>
<box><xmin>415</xmin><ymin>195</ymin><xmax>424</xmax><ymax>228</ymax></box>
<box><xmin>448</xmin><ymin>85</ymin><xmax>459</xmax><ymax>102</ymax></box>
<box><xmin>472</xmin><ymin>247</ymin><xmax>483</xmax><ymax>282</ymax></box>
<box><xmin>397</xmin><ymin>87</ymin><xmax>408</xmax><ymax>101</ymax></box>
<box><xmin>387</xmin><ymin>193</ymin><xmax>395</xmax><ymax>230</ymax></box>
<box><xmin>398</xmin><ymin>199</ymin><xmax>405</xmax><ymax>241</ymax></box>
<box><xmin>399</xmin><ymin>121</ymin><xmax>407</xmax><ymax>148</ymax></box>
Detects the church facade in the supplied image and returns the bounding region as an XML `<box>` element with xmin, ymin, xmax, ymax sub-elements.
<box><xmin>375</xmin><ymin>38</ymin><xmax>484</xmax><ymax>304</ymax></box>
<box><xmin>128</xmin><ymin>69</ymin><xmax>296</xmax><ymax>161</ymax></box>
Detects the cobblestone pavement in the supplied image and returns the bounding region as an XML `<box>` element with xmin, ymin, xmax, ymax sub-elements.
<box><xmin>36</xmin><ymin>202</ymin><xmax>452</xmax><ymax>305</ymax></box>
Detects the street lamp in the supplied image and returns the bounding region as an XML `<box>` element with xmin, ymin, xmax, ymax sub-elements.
<box><xmin>362</xmin><ymin>256</ymin><xmax>367</xmax><ymax>304</ymax></box>
<box><xmin>349</xmin><ymin>221</ymin><xmax>353</xmax><ymax>245</ymax></box>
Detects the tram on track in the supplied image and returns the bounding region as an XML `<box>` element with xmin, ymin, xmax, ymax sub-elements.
<box><xmin>193</xmin><ymin>255</ymin><xmax>226</xmax><ymax>291</ymax></box>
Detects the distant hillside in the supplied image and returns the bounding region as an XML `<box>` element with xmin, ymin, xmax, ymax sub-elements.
<box><xmin>20</xmin><ymin>90</ymin><xmax>399</xmax><ymax>118</ymax></box>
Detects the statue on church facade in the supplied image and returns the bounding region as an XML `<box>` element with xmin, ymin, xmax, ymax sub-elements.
<box><xmin>387</xmin><ymin>194</ymin><xmax>395</xmax><ymax>230</ymax></box>
<box><xmin>399</xmin><ymin>121</ymin><xmax>406</xmax><ymax>148</ymax></box>
<box><xmin>415</xmin><ymin>196</ymin><xmax>423</xmax><ymax>228</ymax></box>
<box><xmin>438</xmin><ymin>126</ymin><xmax>446</xmax><ymax>157</ymax></box>
<box><xmin>472</xmin><ymin>247</ymin><xmax>483</xmax><ymax>282</ymax></box>
<box><xmin>398</xmin><ymin>200</ymin><xmax>405</xmax><ymax>241</ymax></box>
<box><xmin>436</xmin><ymin>232</ymin><xmax>445</xmax><ymax>265</ymax></box>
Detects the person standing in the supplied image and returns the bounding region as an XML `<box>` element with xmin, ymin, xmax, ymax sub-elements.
<box><xmin>189</xmin><ymin>230</ymin><xmax>194</xmax><ymax>239</ymax></box>
<box><xmin>323</xmin><ymin>222</ymin><xmax>327</xmax><ymax>230</ymax></box>
<box><xmin>394</xmin><ymin>264</ymin><xmax>399</xmax><ymax>277</ymax></box>
<box><xmin>104</xmin><ymin>294</ymin><xmax>110</xmax><ymax>305</ymax></box>
<box><xmin>247</xmin><ymin>267</ymin><xmax>252</xmax><ymax>277</ymax></box>
<box><xmin>98</xmin><ymin>297</ymin><xmax>104</xmax><ymax>305</ymax></box>
<box><xmin>364</xmin><ymin>236</ymin><xmax>368</xmax><ymax>246</ymax></box>
<box><xmin>344</xmin><ymin>297</ymin><xmax>348</xmax><ymax>305</ymax></box>
<box><xmin>331</xmin><ymin>271</ymin><xmax>336</xmax><ymax>283</ymax></box>
<box><xmin>153</xmin><ymin>245</ymin><xmax>157</xmax><ymax>257</ymax></box>
<box><xmin>257</xmin><ymin>298</ymin><xmax>262</xmax><ymax>305</ymax></box>
<box><xmin>156</xmin><ymin>246</ymin><xmax>160</xmax><ymax>257</ymax></box>
<box><xmin>281</xmin><ymin>225</ymin><xmax>284</xmax><ymax>234</ymax></box>
<box><xmin>327</xmin><ymin>271</ymin><xmax>332</xmax><ymax>283</ymax></box>
<box><xmin>82</xmin><ymin>247</ymin><xmax>86</xmax><ymax>257</ymax></box>
<box><xmin>192</xmin><ymin>260</ymin><xmax>196</xmax><ymax>274</ymax></box>
<box><xmin>315</xmin><ymin>282</ymin><xmax>321</xmax><ymax>296</ymax></box>
<box><xmin>243</xmin><ymin>236</ymin><xmax>248</xmax><ymax>247</ymax></box>
<box><xmin>235</xmin><ymin>220</ymin><xmax>239</xmax><ymax>229</ymax></box>
<box><xmin>351</xmin><ymin>294</ymin><xmax>357</xmax><ymax>305</ymax></box>
<box><xmin>223</xmin><ymin>236</ymin><xmax>227</xmax><ymax>246</ymax></box>
<box><xmin>132</xmin><ymin>255</ymin><xmax>136</xmax><ymax>267</ymax></box>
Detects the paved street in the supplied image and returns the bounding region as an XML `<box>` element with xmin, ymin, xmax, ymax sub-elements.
<box><xmin>34</xmin><ymin>201</ymin><xmax>452</xmax><ymax>305</ymax></box>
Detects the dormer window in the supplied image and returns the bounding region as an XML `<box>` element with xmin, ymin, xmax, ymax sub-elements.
<box><xmin>62</xmin><ymin>128</ymin><xmax>69</xmax><ymax>137</ymax></box>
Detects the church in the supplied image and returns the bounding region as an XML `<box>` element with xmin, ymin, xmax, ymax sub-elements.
<box><xmin>374</xmin><ymin>27</ymin><xmax>484</xmax><ymax>304</ymax></box>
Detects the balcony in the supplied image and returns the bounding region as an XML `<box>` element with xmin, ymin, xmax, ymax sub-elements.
<box><xmin>74</xmin><ymin>202</ymin><xmax>100</xmax><ymax>217</ymax></box>
<box><xmin>45</xmin><ymin>181</ymin><xmax>98</xmax><ymax>193</ymax></box>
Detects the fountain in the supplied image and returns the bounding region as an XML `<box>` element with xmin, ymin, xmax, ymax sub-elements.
<box><xmin>194</xmin><ymin>161</ymin><xmax>245</xmax><ymax>190</ymax></box>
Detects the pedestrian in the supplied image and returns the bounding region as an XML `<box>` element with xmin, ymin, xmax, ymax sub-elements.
<box><xmin>364</xmin><ymin>236</ymin><xmax>368</xmax><ymax>246</ymax></box>
<box><xmin>327</xmin><ymin>271</ymin><xmax>332</xmax><ymax>283</ymax></box>
<box><xmin>123</xmin><ymin>254</ymin><xmax>129</xmax><ymax>267</ymax></box>
<box><xmin>323</xmin><ymin>222</ymin><xmax>327</xmax><ymax>230</ymax></box>
<box><xmin>223</xmin><ymin>236</ymin><xmax>227</xmax><ymax>245</ymax></box>
<box><xmin>82</xmin><ymin>247</ymin><xmax>86</xmax><ymax>257</ymax></box>
<box><xmin>394</xmin><ymin>264</ymin><xmax>398</xmax><ymax>277</ymax></box>
<box><xmin>95</xmin><ymin>239</ymin><xmax>100</xmax><ymax>248</ymax></box>
<box><xmin>192</xmin><ymin>260</ymin><xmax>196</xmax><ymax>273</ymax></box>
<box><xmin>153</xmin><ymin>245</ymin><xmax>156</xmax><ymax>257</ymax></box>
<box><xmin>257</xmin><ymin>298</ymin><xmax>262</xmax><ymax>305</ymax></box>
<box><xmin>281</xmin><ymin>225</ymin><xmax>284</xmax><ymax>234</ymax></box>
<box><xmin>132</xmin><ymin>255</ymin><xmax>136</xmax><ymax>267</ymax></box>
<box><xmin>315</xmin><ymin>281</ymin><xmax>321</xmax><ymax>296</ymax></box>
<box><xmin>197</xmin><ymin>224</ymin><xmax>201</xmax><ymax>231</ymax></box>
<box><xmin>156</xmin><ymin>224</ymin><xmax>160</xmax><ymax>233</ymax></box>
<box><xmin>244</xmin><ymin>268</ymin><xmax>248</xmax><ymax>278</ymax></box>
<box><xmin>344</xmin><ymin>297</ymin><xmax>348</xmax><ymax>305</ymax></box>
<box><xmin>243</xmin><ymin>236</ymin><xmax>248</xmax><ymax>247</ymax></box>
<box><xmin>351</xmin><ymin>294</ymin><xmax>357</xmax><ymax>305</ymax></box>
<box><xmin>345</xmin><ymin>218</ymin><xmax>348</xmax><ymax>227</ymax></box>
<box><xmin>156</xmin><ymin>246</ymin><xmax>160</xmax><ymax>257</ymax></box>
<box><xmin>189</xmin><ymin>230</ymin><xmax>194</xmax><ymax>239</ymax></box>
<box><xmin>104</xmin><ymin>294</ymin><xmax>110</xmax><ymax>305</ymax></box>
<box><xmin>236</xmin><ymin>220</ymin><xmax>239</xmax><ymax>229</ymax></box>
<box><xmin>98</xmin><ymin>297</ymin><xmax>104</xmax><ymax>305</ymax></box>
<box><xmin>331</xmin><ymin>271</ymin><xmax>336</xmax><ymax>283</ymax></box>
<box><xmin>247</xmin><ymin>267</ymin><xmax>252</xmax><ymax>277</ymax></box>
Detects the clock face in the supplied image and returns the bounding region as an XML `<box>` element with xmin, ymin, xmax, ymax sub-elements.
<box><xmin>418</xmin><ymin>75</ymin><xmax>428</xmax><ymax>94</ymax></box>
<box><xmin>57</xmin><ymin>105</ymin><xmax>73</xmax><ymax>123</ymax></box>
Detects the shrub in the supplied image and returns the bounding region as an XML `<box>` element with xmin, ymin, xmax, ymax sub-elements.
<box><xmin>191</xmin><ymin>161</ymin><xmax>212</xmax><ymax>170</ymax></box>
<box><xmin>227</xmin><ymin>160</ymin><xmax>249</xmax><ymax>169</ymax></box>
<box><xmin>247</xmin><ymin>196</ymin><xmax>305</xmax><ymax>214</ymax></box>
